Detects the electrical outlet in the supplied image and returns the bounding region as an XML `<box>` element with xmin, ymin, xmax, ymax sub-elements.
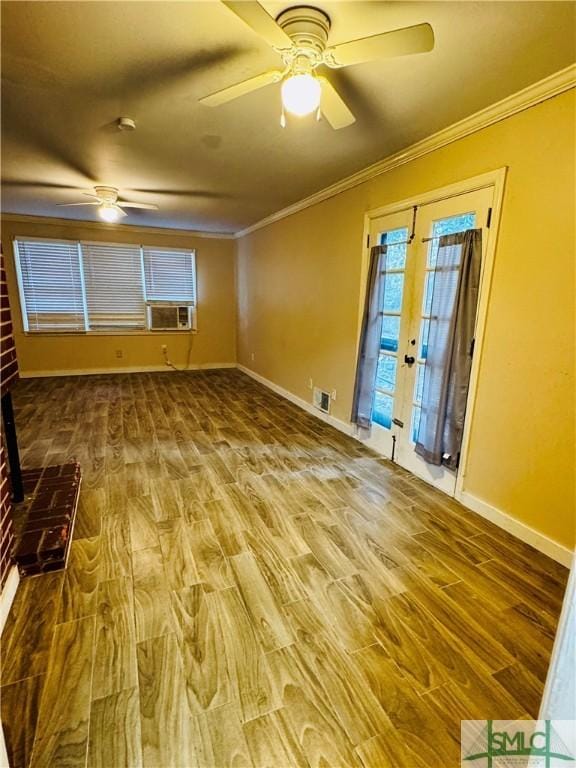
<box><xmin>251</xmin><ymin>352</ymin><xmax>255</xmax><ymax>362</ymax></box>
<box><xmin>308</xmin><ymin>378</ymin><xmax>313</xmax><ymax>390</ymax></box>
<box><xmin>161</xmin><ymin>344</ymin><xmax>167</xmax><ymax>353</ymax></box>
<box><xmin>115</xmin><ymin>349</ymin><xmax>123</xmax><ymax>359</ymax></box>
<box><xmin>331</xmin><ymin>389</ymin><xmax>337</xmax><ymax>401</ymax></box>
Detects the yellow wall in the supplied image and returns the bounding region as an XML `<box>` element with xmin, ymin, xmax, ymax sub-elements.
<box><xmin>2</xmin><ymin>92</ymin><xmax>574</xmax><ymax>552</ymax></box>
<box><xmin>1</xmin><ymin>218</ymin><xmax>237</xmax><ymax>373</ymax></box>
<box><xmin>237</xmin><ymin>90</ymin><xmax>576</xmax><ymax>551</ymax></box>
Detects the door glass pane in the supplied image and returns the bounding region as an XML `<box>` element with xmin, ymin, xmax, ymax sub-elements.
<box><xmin>381</xmin><ymin>315</ymin><xmax>400</xmax><ymax>352</ymax></box>
<box><xmin>376</xmin><ymin>354</ymin><xmax>397</xmax><ymax>393</ymax></box>
<box><xmin>419</xmin><ymin>318</ymin><xmax>430</xmax><ymax>359</ymax></box>
<box><xmin>415</xmin><ymin>363</ymin><xmax>425</xmax><ymax>403</ymax></box>
<box><xmin>382</xmin><ymin>227</ymin><xmax>407</xmax><ymax>245</ymax></box>
<box><xmin>433</xmin><ymin>212</ymin><xmax>475</xmax><ymax>237</ymax></box>
<box><xmin>383</xmin><ymin>273</ymin><xmax>404</xmax><ymax>313</ymax></box>
<box><xmin>373</xmin><ymin>392</ymin><xmax>393</xmax><ymax>429</ymax></box>
<box><xmin>412</xmin><ymin>405</ymin><xmax>421</xmax><ymax>443</ymax></box>
<box><xmin>428</xmin><ymin>212</ymin><xmax>475</xmax><ymax>267</ymax></box>
<box><xmin>423</xmin><ymin>272</ymin><xmax>435</xmax><ymax>315</ymax></box>
<box><xmin>380</xmin><ymin>227</ymin><xmax>407</xmax><ymax>269</ymax></box>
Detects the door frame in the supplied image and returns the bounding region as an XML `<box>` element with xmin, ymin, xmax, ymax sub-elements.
<box><xmin>356</xmin><ymin>167</ymin><xmax>508</xmax><ymax>499</ymax></box>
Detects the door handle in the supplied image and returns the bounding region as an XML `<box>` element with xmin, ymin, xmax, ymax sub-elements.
<box><xmin>404</xmin><ymin>355</ymin><xmax>416</xmax><ymax>366</ymax></box>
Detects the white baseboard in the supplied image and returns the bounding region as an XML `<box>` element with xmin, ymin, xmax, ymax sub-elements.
<box><xmin>237</xmin><ymin>365</ymin><xmax>355</xmax><ymax>437</ymax></box>
<box><xmin>0</xmin><ymin>725</ymin><xmax>9</xmax><ymax>768</ymax></box>
<box><xmin>458</xmin><ymin>490</ymin><xmax>573</xmax><ymax>567</ymax></box>
<box><xmin>0</xmin><ymin>565</ymin><xmax>20</xmax><ymax>636</ymax></box>
<box><xmin>238</xmin><ymin>364</ymin><xmax>573</xmax><ymax>569</ymax></box>
<box><xmin>19</xmin><ymin>362</ymin><xmax>237</xmax><ymax>378</ymax></box>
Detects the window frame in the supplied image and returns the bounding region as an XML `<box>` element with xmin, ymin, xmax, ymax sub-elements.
<box><xmin>12</xmin><ymin>236</ymin><xmax>198</xmax><ymax>336</ymax></box>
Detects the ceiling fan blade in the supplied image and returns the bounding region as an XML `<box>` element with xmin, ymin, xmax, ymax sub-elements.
<box><xmin>82</xmin><ymin>192</ymin><xmax>101</xmax><ymax>200</ymax></box>
<box><xmin>221</xmin><ymin>1</ymin><xmax>292</xmax><ymax>50</ymax></box>
<box><xmin>118</xmin><ymin>202</ymin><xmax>159</xmax><ymax>210</ymax></box>
<box><xmin>200</xmin><ymin>70</ymin><xmax>282</xmax><ymax>107</ymax></box>
<box><xmin>56</xmin><ymin>202</ymin><xmax>100</xmax><ymax>207</ymax></box>
<box><xmin>324</xmin><ymin>23</ymin><xmax>434</xmax><ymax>68</ymax></box>
<box><xmin>318</xmin><ymin>77</ymin><xmax>355</xmax><ymax>130</ymax></box>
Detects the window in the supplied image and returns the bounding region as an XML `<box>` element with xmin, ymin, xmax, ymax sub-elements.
<box><xmin>143</xmin><ymin>247</ymin><xmax>196</xmax><ymax>303</ymax></box>
<box><xmin>13</xmin><ymin>237</ymin><xmax>197</xmax><ymax>333</ymax></box>
<box><xmin>14</xmin><ymin>239</ymin><xmax>86</xmax><ymax>332</ymax></box>
<box><xmin>82</xmin><ymin>242</ymin><xmax>146</xmax><ymax>330</ymax></box>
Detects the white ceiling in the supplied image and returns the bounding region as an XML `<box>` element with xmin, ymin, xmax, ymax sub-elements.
<box><xmin>1</xmin><ymin>1</ymin><xmax>575</xmax><ymax>233</ymax></box>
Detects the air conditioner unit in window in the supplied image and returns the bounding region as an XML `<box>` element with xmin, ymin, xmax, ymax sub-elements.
<box><xmin>147</xmin><ymin>304</ymin><xmax>194</xmax><ymax>331</ymax></box>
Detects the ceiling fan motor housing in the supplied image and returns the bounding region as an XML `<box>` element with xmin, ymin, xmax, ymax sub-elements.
<box><xmin>276</xmin><ymin>6</ymin><xmax>331</xmax><ymax>59</ymax></box>
<box><xmin>94</xmin><ymin>185</ymin><xmax>119</xmax><ymax>203</ymax></box>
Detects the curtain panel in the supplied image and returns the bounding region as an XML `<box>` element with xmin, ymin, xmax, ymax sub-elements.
<box><xmin>415</xmin><ymin>228</ymin><xmax>482</xmax><ymax>468</ymax></box>
<box><xmin>351</xmin><ymin>244</ymin><xmax>387</xmax><ymax>431</ymax></box>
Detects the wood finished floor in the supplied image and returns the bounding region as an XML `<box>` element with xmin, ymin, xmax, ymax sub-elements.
<box><xmin>1</xmin><ymin>369</ymin><xmax>568</xmax><ymax>768</ymax></box>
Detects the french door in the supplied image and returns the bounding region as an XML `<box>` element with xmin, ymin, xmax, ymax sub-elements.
<box><xmin>365</xmin><ymin>186</ymin><xmax>494</xmax><ymax>495</ymax></box>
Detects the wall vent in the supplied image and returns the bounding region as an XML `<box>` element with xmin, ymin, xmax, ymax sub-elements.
<box><xmin>313</xmin><ymin>387</ymin><xmax>331</xmax><ymax>414</ymax></box>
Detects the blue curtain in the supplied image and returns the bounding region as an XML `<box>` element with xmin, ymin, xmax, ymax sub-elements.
<box><xmin>351</xmin><ymin>244</ymin><xmax>387</xmax><ymax>431</ymax></box>
<box><xmin>415</xmin><ymin>229</ymin><xmax>482</xmax><ymax>468</ymax></box>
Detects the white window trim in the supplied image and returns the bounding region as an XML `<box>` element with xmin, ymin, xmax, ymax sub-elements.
<box><xmin>76</xmin><ymin>241</ymin><xmax>90</xmax><ymax>331</ymax></box>
<box><xmin>12</xmin><ymin>239</ymin><xmax>29</xmax><ymax>333</ymax></box>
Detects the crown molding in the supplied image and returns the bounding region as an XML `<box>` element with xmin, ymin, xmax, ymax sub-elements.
<box><xmin>0</xmin><ymin>213</ymin><xmax>236</xmax><ymax>240</ymax></box>
<box><xmin>3</xmin><ymin>65</ymin><xmax>574</xmax><ymax>241</ymax></box>
<box><xmin>237</xmin><ymin>64</ymin><xmax>576</xmax><ymax>238</ymax></box>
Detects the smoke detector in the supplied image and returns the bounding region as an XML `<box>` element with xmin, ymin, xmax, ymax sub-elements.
<box><xmin>117</xmin><ymin>117</ymin><xmax>136</xmax><ymax>132</ymax></box>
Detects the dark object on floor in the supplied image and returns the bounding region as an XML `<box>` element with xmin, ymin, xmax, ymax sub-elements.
<box><xmin>12</xmin><ymin>463</ymin><xmax>82</xmax><ymax>576</ymax></box>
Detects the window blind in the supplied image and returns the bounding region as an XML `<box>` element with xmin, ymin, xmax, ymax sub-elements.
<box><xmin>143</xmin><ymin>247</ymin><xmax>196</xmax><ymax>303</ymax></box>
<box><xmin>14</xmin><ymin>238</ymin><xmax>198</xmax><ymax>333</ymax></box>
<box><xmin>81</xmin><ymin>242</ymin><xmax>146</xmax><ymax>329</ymax></box>
<box><xmin>15</xmin><ymin>239</ymin><xmax>86</xmax><ymax>332</ymax></box>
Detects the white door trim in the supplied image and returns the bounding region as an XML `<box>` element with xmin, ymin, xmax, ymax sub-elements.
<box><xmin>453</xmin><ymin>169</ymin><xmax>507</xmax><ymax>499</ymax></box>
<box><xmin>539</xmin><ymin>556</ymin><xmax>576</xmax><ymax>719</ymax></box>
<box><xmin>364</xmin><ymin>168</ymin><xmax>507</xmax><ymax>221</ymax></box>
<box><xmin>358</xmin><ymin>167</ymin><xmax>508</xmax><ymax>498</ymax></box>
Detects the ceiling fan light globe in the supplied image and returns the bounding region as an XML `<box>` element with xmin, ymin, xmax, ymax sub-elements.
<box><xmin>98</xmin><ymin>203</ymin><xmax>121</xmax><ymax>223</ymax></box>
<box><xmin>281</xmin><ymin>73</ymin><xmax>321</xmax><ymax>117</ymax></box>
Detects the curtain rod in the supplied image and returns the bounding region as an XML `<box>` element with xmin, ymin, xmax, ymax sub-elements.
<box><xmin>376</xmin><ymin>231</ymin><xmax>469</xmax><ymax>248</ymax></box>
<box><xmin>422</xmin><ymin>234</ymin><xmax>463</xmax><ymax>243</ymax></box>
<box><xmin>370</xmin><ymin>182</ymin><xmax>492</xmax><ymax>220</ymax></box>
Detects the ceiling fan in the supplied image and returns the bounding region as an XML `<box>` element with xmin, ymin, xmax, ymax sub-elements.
<box><xmin>57</xmin><ymin>186</ymin><xmax>159</xmax><ymax>223</ymax></box>
<box><xmin>200</xmin><ymin>2</ymin><xmax>435</xmax><ymax>129</ymax></box>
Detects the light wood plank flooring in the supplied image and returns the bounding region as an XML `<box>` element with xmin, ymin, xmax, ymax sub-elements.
<box><xmin>1</xmin><ymin>370</ymin><xmax>568</xmax><ymax>767</ymax></box>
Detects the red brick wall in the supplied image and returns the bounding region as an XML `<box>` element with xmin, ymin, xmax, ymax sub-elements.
<box><xmin>1</xmin><ymin>249</ymin><xmax>19</xmax><ymax>392</ymax></box>
<box><xmin>1</xmin><ymin>245</ymin><xmax>18</xmax><ymax>588</ymax></box>
<box><xmin>0</xmin><ymin>441</ymin><xmax>14</xmax><ymax>589</ymax></box>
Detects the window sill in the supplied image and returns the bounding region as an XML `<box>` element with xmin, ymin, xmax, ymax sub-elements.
<box><xmin>23</xmin><ymin>329</ymin><xmax>199</xmax><ymax>337</ymax></box>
